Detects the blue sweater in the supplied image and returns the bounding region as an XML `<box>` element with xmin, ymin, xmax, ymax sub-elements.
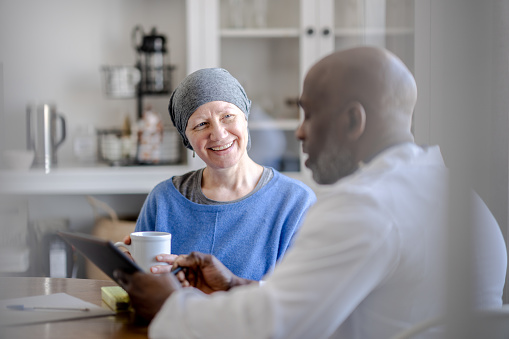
<box><xmin>135</xmin><ymin>170</ymin><xmax>316</xmax><ymax>280</ymax></box>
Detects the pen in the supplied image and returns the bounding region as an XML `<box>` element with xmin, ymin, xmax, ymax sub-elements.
<box><xmin>171</xmin><ymin>266</ymin><xmax>183</xmax><ymax>275</ymax></box>
<box><xmin>7</xmin><ymin>305</ymin><xmax>90</xmax><ymax>312</ymax></box>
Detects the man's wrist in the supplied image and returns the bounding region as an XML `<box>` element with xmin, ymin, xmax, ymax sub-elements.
<box><xmin>229</xmin><ymin>276</ymin><xmax>257</xmax><ymax>289</ymax></box>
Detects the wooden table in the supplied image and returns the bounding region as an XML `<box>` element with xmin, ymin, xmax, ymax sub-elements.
<box><xmin>0</xmin><ymin>277</ymin><xmax>148</xmax><ymax>339</ymax></box>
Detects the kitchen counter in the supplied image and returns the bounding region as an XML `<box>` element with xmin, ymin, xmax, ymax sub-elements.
<box><xmin>0</xmin><ymin>163</ymin><xmax>192</xmax><ymax>195</ymax></box>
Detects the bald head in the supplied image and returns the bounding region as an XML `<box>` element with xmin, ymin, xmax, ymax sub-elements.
<box><xmin>297</xmin><ymin>46</ymin><xmax>418</xmax><ymax>184</ymax></box>
<box><xmin>308</xmin><ymin>46</ymin><xmax>417</xmax><ymax>127</ymax></box>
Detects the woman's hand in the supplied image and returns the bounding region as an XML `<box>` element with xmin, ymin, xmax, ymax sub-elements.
<box><xmin>120</xmin><ymin>235</ymin><xmax>134</xmax><ymax>261</ymax></box>
<box><xmin>121</xmin><ymin>235</ymin><xmax>177</xmax><ymax>274</ymax></box>
<box><xmin>150</xmin><ymin>254</ymin><xmax>178</xmax><ymax>274</ymax></box>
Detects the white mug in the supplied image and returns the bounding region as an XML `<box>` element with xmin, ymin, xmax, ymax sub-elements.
<box><xmin>115</xmin><ymin>231</ymin><xmax>172</xmax><ymax>272</ymax></box>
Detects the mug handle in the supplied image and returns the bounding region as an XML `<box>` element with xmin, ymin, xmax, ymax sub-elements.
<box><xmin>55</xmin><ymin>114</ymin><xmax>66</xmax><ymax>148</ymax></box>
<box><xmin>114</xmin><ymin>242</ymin><xmax>131</xmax><ymax>252</ymax></box>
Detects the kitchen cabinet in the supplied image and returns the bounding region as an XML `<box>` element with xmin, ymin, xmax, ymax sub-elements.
<box><xmin>0</xmin><ymin>0</ymin><xmax>415</xmax><ymax>196</ymax></box>
<box><xmin>186</xmin><ymin>0</ymin><xmax>415</xmax><ymax>174</ymax></box>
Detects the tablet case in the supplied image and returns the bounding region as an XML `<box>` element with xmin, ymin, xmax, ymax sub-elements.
<box><xmin>57</xmin><ymin>231</ymin><xmax>142</xmax><ymax>282</ymax></box>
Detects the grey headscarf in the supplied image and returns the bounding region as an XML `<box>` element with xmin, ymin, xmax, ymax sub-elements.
<box><xmin>168</xmin><ymin>68</ymin><xmax>251</xmax><ymax>151</ymax></box>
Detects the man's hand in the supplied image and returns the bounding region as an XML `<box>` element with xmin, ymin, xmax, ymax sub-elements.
<box><xmin>173</xmin><ymin>252</ymin><xmax>255</xmax><ymax>294</ymax></box>
<box><xmin>114</xmin><ymin>270</ymin><xmax>181</xmax><ymax>322</ymax></box>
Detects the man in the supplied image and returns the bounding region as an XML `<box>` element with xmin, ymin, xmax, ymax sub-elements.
<box><xmin>115</xmin><ymin>46</ymin><xmax>507</xmax><ymax>338</ymax></box>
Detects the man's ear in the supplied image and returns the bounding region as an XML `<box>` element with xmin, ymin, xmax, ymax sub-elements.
<box><xmin>345</xmin><ymin>101</ymin><xmax>366</xmax><ymax>141</ymax></box>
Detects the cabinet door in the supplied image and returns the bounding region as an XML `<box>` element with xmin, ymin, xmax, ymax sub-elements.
<box><xmin>186</xmin><ymin>0</ymin><xmax>333</xmax><ymax>173</ymax></box>
<box><xmin>334</xmin><ymin>0</ymin><xmax>415</xmax><ymax>71</ymax></box>
<box><xmin>333</xmin><ymin>0</ymin><xmax>415</xmax><ymax>133</ymax></box>
<box><xmin>218</xmin><ymin>0</ymin><xmax>303</xmax><ymax>172</ymax></box>
<box><xmin>300</xmin><ymin>0</ymin><xmax>334</xmax><ymax>85</ymax></box>
<box><xmin>186</xmin><ymin>0</ymin><xmax>415</xmax><ymax>173</ymax></box>
<box><xmin>186</xmin><ymin>0</ymin><xmax>220</xmax><ymax>73</ymax></box>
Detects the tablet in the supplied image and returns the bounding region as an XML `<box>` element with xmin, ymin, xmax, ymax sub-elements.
<box><xmin>58</xmin><ymin>231</ymin><xmax>142</xmax><ymax>282</ymax></box>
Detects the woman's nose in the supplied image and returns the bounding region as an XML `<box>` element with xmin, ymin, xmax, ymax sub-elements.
<box><xmin>210</xmin><ymin>123</ymin><xmax>228</xmax><ymax>140</ymax></box>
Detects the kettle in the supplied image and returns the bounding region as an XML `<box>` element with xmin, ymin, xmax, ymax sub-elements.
<box><xmin>26</xmin><ymin>103</ymin><xmax>66</xmax><ymax>172</ymax></box>
<box><xmin>132</xmin><ymin>26</ymin><xmax>169</xmax><ymax>94</ymax></box>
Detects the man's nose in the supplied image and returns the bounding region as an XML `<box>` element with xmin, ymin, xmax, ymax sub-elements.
<box><xmin>295</xmin><ymin>123</ymin><xmax>304</xmax><ymax>141</ymax></box>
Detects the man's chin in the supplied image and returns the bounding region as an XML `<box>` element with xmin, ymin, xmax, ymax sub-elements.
<box><xmin>313</xmin><ymin>173</ymin><xmax>340</xmax><ymax>185</ymax></box>
<box><xmin>309</xmin><ymin>148</ymin><xmax>356</xmax><ymax>185</ymax></box>
<box><xmin>310</xmin><ymin>165</ymin><xmax>357</xmax><ymax>185</ymax></box>
<box><xmin>310</xmin><ymin>167</ymin><xmax>338</xmax><ymax>185</ymax></box>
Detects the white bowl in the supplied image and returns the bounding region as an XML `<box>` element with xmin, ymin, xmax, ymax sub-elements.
<box><xmin>3</xmin><ymin>150</ymin><xmax>35</xmax><ymax>171</ymax></box>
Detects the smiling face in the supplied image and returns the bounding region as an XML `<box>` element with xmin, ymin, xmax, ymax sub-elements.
<box><xmin>185</xmin><ymin>101</ymin><xmax>249</xmax><ymax>170</ymax></box>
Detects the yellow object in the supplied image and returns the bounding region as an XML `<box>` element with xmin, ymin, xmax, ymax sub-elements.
<box><xmin>101</xmin><ymin>286</ymin><xmax>131</xmax><ymax>312</ymax></box>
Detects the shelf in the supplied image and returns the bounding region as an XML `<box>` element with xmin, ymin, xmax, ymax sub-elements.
<box><xmin>221</xmin><ymin>28</ymin><xmax>300</xmax><ymax>38</ymax></box>
<box><xmin>0</xmin><ymin>161</ymin><xmax>311</xmax><ymax>195</ymax></box>
<box><xmin>335</xmin><ymin>27</ymin><xmax>414</xmax><ymax>37</ymax></box>
<box><xmin>0</xmin><ymin>164</ymin><xmax>192</xmax><ymax>195</ymax></box>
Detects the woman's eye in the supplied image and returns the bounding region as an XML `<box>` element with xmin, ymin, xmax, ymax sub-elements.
<box><xmin>194</xmin><ymin>122</ymin><xmax>207</xmax><ymax>129</ymax></box>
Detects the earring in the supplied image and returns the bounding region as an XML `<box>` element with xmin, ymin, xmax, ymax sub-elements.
<box><xmin>193</xmin><ymin>151</ymin><xmax>196</xmax><ymax>158</ymax></box>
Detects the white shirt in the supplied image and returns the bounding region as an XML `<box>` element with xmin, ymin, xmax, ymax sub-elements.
<box><xmin>149</xmin><ymin>144</ymin><xmax>507</xmax><ymax>339</ymax></box>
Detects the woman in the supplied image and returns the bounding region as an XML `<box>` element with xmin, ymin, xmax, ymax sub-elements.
<box><xmin>133</xmin><ymin>68</ymin><xmax>315</xmax><ymax>281</ymax></box>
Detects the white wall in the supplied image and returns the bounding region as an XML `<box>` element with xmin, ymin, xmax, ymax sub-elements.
<box><xmin>0</xmin><ymin>0</ymin><xmax>187</xmax><ymax>162</ymax></box>
<box><xmin>415</xmin><ymin>0</ymin><xmax>508</xmax><ymax>234</ymax></box>
<box><xmin>0</xmin><ymin>0</ymin><xmax>188</xmax><ymax>239</ymax></box>
<box><xmin>414</xmin><ymin>0</ymin><xmax>509</xmax><ymax>303</ymax></box>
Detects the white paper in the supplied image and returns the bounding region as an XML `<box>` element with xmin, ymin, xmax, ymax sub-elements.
<box><xmin>0</xmin><ymin>293</ymin><xmax>113</xmax><ymax>326</ymax></box>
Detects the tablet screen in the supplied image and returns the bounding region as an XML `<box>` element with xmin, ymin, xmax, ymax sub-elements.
<box><xmin>58</xmin><ymin>231</ymin><xmax>142</xmax><ymax>282</ymax></box>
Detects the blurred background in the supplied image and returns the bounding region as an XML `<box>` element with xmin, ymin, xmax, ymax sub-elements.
<box><xmin>0</xmin><ymin>0</ymin><xmax>507</xmax><ymax>309</ymax></box>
